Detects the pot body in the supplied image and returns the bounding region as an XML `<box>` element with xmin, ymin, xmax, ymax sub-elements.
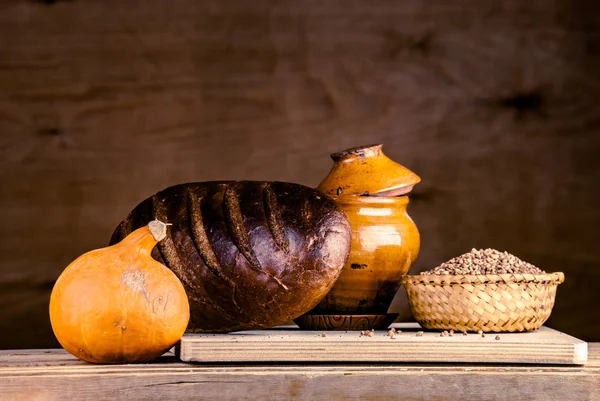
<box><xmin>295</xmin><ymin>144</ymin><xmax>421</xmax><ymax>330</ymax></box>
<box><xmin>295</xmin><ymin>196</ymin><xmax>420</xmax><ymax>330</ymax></box>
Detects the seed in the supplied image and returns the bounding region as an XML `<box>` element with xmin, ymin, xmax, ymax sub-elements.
<box><xmin>321</xmin><ymin>332</ymin><xmax>327</xmax><ymax>337</ymax></box>
<box><xmin>462</xmin><ymin>331</ymin><xmax>468</xmax><ymax>336</ymax></box>
<box><xmin>416</xmin><ymin>331</ymin><xmax>424</xmax><ymax>337</ymax></box>
<box><xmin>495</xmin><ymin>335</ymin><xmax>501</xmax><ymax>340</ymax></box>
<box><xmin>481</xmin><ymin>333</ymin><xmax>486</xmax><ymax>338</ymax></box>
<box><xmin>420</xmin><ymin>248</ymin><xmax>545</xmax><ymax>276</ymax></box>
<box><xmin>477</xmin><ymin>329</ymin><xmax>483</xmax><ymax>335</ymax></box>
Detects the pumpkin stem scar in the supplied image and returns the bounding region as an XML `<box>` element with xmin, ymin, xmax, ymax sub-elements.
<box><xmin>121</xmin><ymin>269</ymin><xmax>150</xmax><ymax>303</ymax></box>
<box><xmin>148</xmin><ymin>220</ymin><xmax>169</xmax><ymax>242</ymax></box>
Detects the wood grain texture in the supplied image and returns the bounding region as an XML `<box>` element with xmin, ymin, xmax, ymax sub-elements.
<box><xmin>178</xmin><ymin>323</ymin><xmax>588</xmax><ymax>365</ymax></box>
<box><xmin>1</xmin><ymin>0</ymin><xmax>599</xmax><ymax>347</ymax></box>
<box><xmin>0</xmin><ymin>345</ymin><xmax>598</xmax><ymax>401</ymax></box>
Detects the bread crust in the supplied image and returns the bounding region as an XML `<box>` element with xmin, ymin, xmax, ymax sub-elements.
<box><xmin>110</xmin><ymin>181</ymin><xmax>351</xmax><ymax>332</ymax></box>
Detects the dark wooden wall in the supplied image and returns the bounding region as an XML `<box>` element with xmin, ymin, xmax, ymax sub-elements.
<box><xmin>1</xmin><ymin>0</ymin><xmax>599</xmax><ymax>349</ymax></box>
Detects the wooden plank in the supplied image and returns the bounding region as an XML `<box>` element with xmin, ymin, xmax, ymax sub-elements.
<box><xmin>0</xmin><ymin>345</ymin><xmax>598</xmax><ymax>401</ymax></box>
<box><xmin>178</xmin><ymin>323</ymin><xmax>587</xmax><ymax>365</ymax></box>
<box><xmin>0</xmin><ymin>0</ymin><xmax>599</xmax><ymax>349</ymax></box>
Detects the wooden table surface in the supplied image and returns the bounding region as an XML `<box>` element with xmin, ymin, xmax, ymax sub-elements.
<box><xmin>0</xmin><ymin>344</ymin><xmax>598</xmax><ymax>401</ymax></box>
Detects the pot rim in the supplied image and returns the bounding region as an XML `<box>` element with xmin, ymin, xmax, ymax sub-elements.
<box><xmin>330</xmin><ymin>144</ymin><xmax>382</xmax><ymax>161</ymax></box>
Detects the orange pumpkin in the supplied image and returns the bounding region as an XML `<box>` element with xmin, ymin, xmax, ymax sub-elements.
<box><xmin>49</xmin><ymin>220</ymin><xmax>190</xmax><ymax>363</ymax></box>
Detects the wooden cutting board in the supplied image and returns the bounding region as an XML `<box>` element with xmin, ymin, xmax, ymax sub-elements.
<box><xmin>177</xmin><ymin>323</ymin><xmax>587</xmax><ymax>365</ymax></box>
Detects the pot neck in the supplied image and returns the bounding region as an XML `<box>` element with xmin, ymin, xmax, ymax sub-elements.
<box><xmin>330</xmin><ymin>194</ymin><xmax>410</xmax><ymax>208</ymax></box>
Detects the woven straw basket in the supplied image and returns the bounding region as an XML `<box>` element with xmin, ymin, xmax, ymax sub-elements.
<box><xmin>402</xmin><ymin>272</ymin><xmax>565</xmax><ymax>333</ymax></box>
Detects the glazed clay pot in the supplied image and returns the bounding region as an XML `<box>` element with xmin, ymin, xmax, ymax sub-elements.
<box><xmin>295</xmin><ymin>144</ymin><xmax>421</xmax><ymax>330</ymax></box>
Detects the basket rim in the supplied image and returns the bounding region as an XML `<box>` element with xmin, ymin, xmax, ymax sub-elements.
<box><xmin>401</xmin><ymin>271</ymin><xmax>564</xmax><ymax>286</ymax></box>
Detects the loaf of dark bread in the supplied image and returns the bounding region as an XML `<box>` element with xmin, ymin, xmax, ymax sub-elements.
<box><xmin>109</xmin><ymin>181</ymin><xmax>351</xmax><ymax>332</ymax></box>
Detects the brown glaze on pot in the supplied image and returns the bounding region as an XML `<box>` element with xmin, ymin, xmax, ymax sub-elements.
<box><xmin>110</xmin><ymin>181</ymin><xmax>352</xmax><ymax>333</ymax></box>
